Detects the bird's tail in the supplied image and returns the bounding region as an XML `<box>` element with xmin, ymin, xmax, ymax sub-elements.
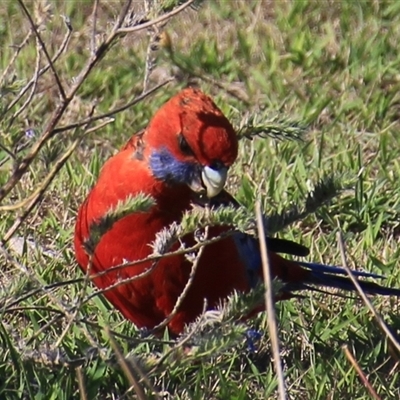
<box><xmin>292</xmin><ymin>261</ymin><xmax>400</xmax><ymax>296</ymax></box>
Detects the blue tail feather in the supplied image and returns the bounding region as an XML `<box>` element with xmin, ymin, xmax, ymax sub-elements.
<box><xmin>298</xmin><ymin>261</ymin><xmax>385</xmax><ymax>280</ymax></box>
<box><xmin>297</xmin><ymin>262</ymin><xmax>400</xmax><ymax>297</ymax></box>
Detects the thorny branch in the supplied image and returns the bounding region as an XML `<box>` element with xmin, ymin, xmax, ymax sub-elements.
<box><xmin>0</xmin><ymin>29</ymin><xmax>33</xmax><ymax>85</ymax></box>
<box><xmin>117</xmin><ymin>0</ymin><xmax>196</xmax><ymax>34</ymax></box>
<box><xmin>17</xmin><ymin>0</ymin><xmax>66</xmax><ymax>100</ymax></box>
<box><xmin>149</xmin><ymin>224</ymin><xmax>211</xmax><ymax>334</ymax></box>
<box><xmin>0</xmin><ymin>0</ymin><xmax>205</xmax><ymax>375</ymax></box>
<box><xmin>2</xmin><ymin>17</ymin><xmax>72</xmax><ymax>119</ymax></box>
<box><xmin>51</xmin><ymin>78</ymin><xmax>174</xmax><ymax>135</ymax></box>
<box><xmin>11</xmin><ymin>36</ymin><xmax>42</xmax><ymax>123</ymax></box>
<box><xmin>1</xmin><ymin>138</ymin><xmax>80</xmax><ymax>242</ymax></box>
<box><xmin>0</xmin><ymin>0</ymin><xmax>195</xmax><ymax>203</ymax></box>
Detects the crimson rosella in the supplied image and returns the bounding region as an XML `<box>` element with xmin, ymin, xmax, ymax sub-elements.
<box><xmin>74</xmin><ymin>87</ymin><xmax>400</xmax><ymax>335</ymax></box>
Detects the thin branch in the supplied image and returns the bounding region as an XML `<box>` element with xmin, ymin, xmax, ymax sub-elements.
<box><xmin>0</xmin><ymin>119</ymin><xmax>113</xmax><ymax>213</ymax></box>
<box><xmin>11</xmin><ymin>35</ymin><xmax>42</xmax><ymax>121</ymax></box>
<box><xmin>106</xmin><ymin>327</ymin><xmax>149</xmax><ymax>400</ymax></box>
<box><xmin>337</xmin><ymin>232</ymin><xmax>400</xmax><ymax>355</ymax></box>
<box><xmin>0</xmin><ymin>244</ymin><xmax>73</xmax><ymax>334</ymax></box>
<box><xmin>0</xmin><ymin>1</ymin><xmax>190</xmax><ymax>202</ymax></box>
<box><xmin>184</xmin><ymin>67</ymin><xmax>251</xmax><ymax>105</ymax></box>
<box><xmin>0</xmin><ymin>142</ymin><xmax>15</xmax><ymax>161</ymax></box>
<box><xmin>76</xmin><ymin>367</ymin><xmax>88</xmax><ymax>400</ymax></box>
<box><xmin>2</xmin><ymin>18</ymin><xmax>72</xmax><ymax>119</ymax></box>
<box><xmin>152</xmin><ymin>300</ymin><xmax>208</xmax><ymax>372</ymax></box>
<box><xmin>2</xmin><ymin>306</ymin><xmax>65</xmax><ymax>316</ymax></box>
<box><xmin>0</xmin><ymin>25</ymin><xmax>116</xmax><ymax>201</ymax></box>
<box><xmin>52</xmin><ymin>78</ymin><xmax>173</xmax><ymax>135</ymax></box>
<box><xmin>81</xmin><ymin>318</ymin><xmax>173</xmax><ymax>346</ymax></box>
<box><xmin>150</xmin><ymin>226</ymin><xmax>209</xmax><ymax>334</ymax></box>
<box><xmin>1</xmin><ymin>138</ymin><xmax>80</xmax><ymax>242</ymax></box>
<box><xmin>142</xmin><ymin>32</ymin><xmax>157</xmax><ymax>93</ymax></box>
<box><xmin>84</xmin><ymin>230</ymin><xmax>234</xmax><ymax>291</ymax></box>
<box><xmin>17</xmin><ymin>0</ymin><xmax>66</xmax><ymax>100</ymax></box>
<box><xmin>90</xmin><ymin>0</ymin><xmax>100</xmax><ymax>55</ymax></box>
<box><xmin>256</xmin><ymin>201</ymin><xmax>287</xmax><ymax>400</ymax></box>
<box><xmin>6</xmin><ymin>230</ymin><xmax>234</xmax><ymax>311</ymax></box>
<box><xmin>0</xmin><ymin>29</ymin><xmax>32</xmax><ymax>85</ymax></box>
<box><xmin>342</xmin><ymin>345</ymin><xmax>382</xmax><ymax>400</ymax></box>
<box><xmin>113</xmin><ymin>0</ymin><xmax>133</xmax><ymax>33</ymax></box>
<box><xmin>167</xmin><ymin>51</ymin><xmax>251</xmax><ymax>105</ymax></box>
<box><xmin>116</xmin><ymin>0</ymin><xmax>195</xmax><ymax>34</ymax></box>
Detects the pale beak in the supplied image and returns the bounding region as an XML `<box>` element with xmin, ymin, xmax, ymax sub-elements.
<box><xmin>201</xmin><ymin>165</ymin><xmax>228</xmax><ymax>198</ymax></box>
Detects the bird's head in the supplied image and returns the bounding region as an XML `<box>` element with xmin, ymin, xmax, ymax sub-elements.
<box><xmin>143</xmin><ymin>87</ymin><xmax>238</xmax><ymax>198</ymax></box>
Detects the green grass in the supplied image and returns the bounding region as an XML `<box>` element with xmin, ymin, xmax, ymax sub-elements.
<box><xmin>1</xmin><ymin>0</ymin><xmax>400</xmax><ymax>398</ymax></box>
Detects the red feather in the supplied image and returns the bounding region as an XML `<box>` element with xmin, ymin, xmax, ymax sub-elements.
<box><xmin>74</xmin><ymin>87</ymin><xmax>400</xmax><ymax>335</ymax></box>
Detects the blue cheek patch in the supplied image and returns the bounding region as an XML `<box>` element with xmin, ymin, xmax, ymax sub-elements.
<box><xmin>149</xmin><ymin>147</ymin><xmax>199</xmax><ymax>184</ymax></box>
<box><xmin>151</xmin><ymin>147</ymin><xmax>260</xmax><ymax>287</ymax></box>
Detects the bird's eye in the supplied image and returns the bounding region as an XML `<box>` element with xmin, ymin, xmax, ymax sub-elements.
<box><xmin>178</xmin><ymin>133</ymin><xmax>194</xmax><ymax>156</ymax></box>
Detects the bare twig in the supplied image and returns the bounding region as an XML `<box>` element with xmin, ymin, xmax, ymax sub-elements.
<box><xmin>337</xmin><ymin>232</ymin><xmax>400</xmax><ymax>354</ymax></box>
<box><xmin>0</xmin><ymin>243</ymin><xmax>72</xmax><ymax>330</ymax></box>
<box><xmin>52</xmin><ymin>78</ymin><xmax>173</xmax><ymax>135</ymax></box>
<box><xmin>0</xmin><ymin>0</ymin><xmax>190</xmax><ymax>203</ymax></box>
<box><xmin>142</xmin><ymin>32</ymin><xmax>157</xmax><ymax>93</ymax></box>
<box><xmin>76</xmin><ymin>367</ymin><xmax>88</xmax><ymax>400</ymax></box>
<box><xmin>82</xmin><ymin>318</ymin><xmax>173</xmax><ymax>346</ymax></box>
<box><xmin>256</xmin><ymin>201</ymin><xmax>287</xmax><ymax>400</ymax></box>
<box><xmin>0</xmin><ymin>118</ymin><xmax>113</xmax><ymax>214</ymax></box>
<box><xmin>342</xmin><ymin>345</ymin><xmax>382</xmax><ymax>400</ymax></box>
<box><xmin>17</xmin><ymin>0</ymin><xmax>66</xmax><ymax>100</ymax></box>
<box><xmin>1</xmin><ymin>138</ymin><xmax>80</xmax><ymax>242</ymax></box>
<box><xmin>0</xmin><ymin>142</ymin><xmax>15</xmax><ymax>161</ymax></box>
<box><xmin>116</xmin><ymin>0</ymin><xmax>195</xmax><ymax>34</ymax></box>
<box><xmin>152</xmin><ymin>300</ymin><xmax>208</xmax><ymax>371</ymax></box>
<box><xmin>113</xmin><ymin>0</ymin><xmax>133</xmax><ymax>33</ymax></box>
<box><xmin>11</xmin><ymin>35</ymin><xmax>42</xmax><ymax>122</ymax></box>
<box><xmin>106</xmin><ymin>326</ymin><xmax>150</xmax><ymax>400</ymax></box>
<box><xmin>183</xmin><ymin>67</ymin><xmax>251</xmax><ymax>105</ymax></box>
<box><xmin>53</xmin><ymin>254</ymin><xmax>95</xmax><ymax>349</ymax></box>
<box><xmin>2</xmin><ymin>17</ymin><xmax>72</xmax><ymax>119</ymax></box>
<box><xmin>26</xmin><ymin>315</ymin><xmax>66</xmax><ymax>346</ymax></box>
<box><xmin>90</xmin><ymin>229</ymin><xmax>232</xmax><ymax>280</ymax></box>
<box><xmin>2</xmin><ymin>306</ymin><xmax>65</xmax><ymax>316</ymax></box>
<box><xmin>4</xmin><ymin>229</ymin><xmax>234</xmax><ymax>312</ymax></box>
<box><xmin>150</xmin><ymin>226</ymin><xmax>209</xmax><ymax>334</ymax></box>
<box><xmin>90</xmin><ymin>0</ymin><xmax>100</xmax><ymax>55</ymax></box>
<box><xmin>0</xmin><ymin>29</ymin><xmax>32</xmax><ymax>85</ymax></box>
<box><xmin>81</xmin><ymin>229</ymin><xmax>237</xmax><ymax>306</ymax></box>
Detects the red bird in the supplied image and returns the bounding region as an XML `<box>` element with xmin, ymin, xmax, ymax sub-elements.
<box><xmin>74</xmin><ymin>87</ymin><xmax>400</xmax><ymax>335</ymax></box>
